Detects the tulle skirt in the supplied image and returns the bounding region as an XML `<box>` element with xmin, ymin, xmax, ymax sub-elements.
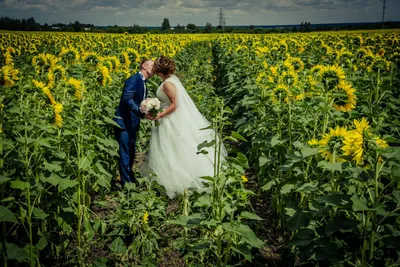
<box><xmin>143</xmin><ymin>110</ymin><xmax>219</xmax><ymax>198</ymax></box>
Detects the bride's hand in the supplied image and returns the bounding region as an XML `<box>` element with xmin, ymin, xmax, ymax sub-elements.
<box><xmin>155</xmin><ymin>113</ymin><xmax>163</xmax><ymax>120</ymax></box>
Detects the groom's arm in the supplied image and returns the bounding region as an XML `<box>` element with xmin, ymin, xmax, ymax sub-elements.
<box><xmin>122</xmin><ymin>79</ymin><xmax>144</xmax><ymax>118</ymax></box>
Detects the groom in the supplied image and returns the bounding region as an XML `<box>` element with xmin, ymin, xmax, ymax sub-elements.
<box><xmin>114</xmin><ymin>58</ymin><xmax>155</xmax><ymax>185</ymax></box>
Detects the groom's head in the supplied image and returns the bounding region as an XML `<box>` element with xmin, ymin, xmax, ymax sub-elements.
<box><xmin>140</xmin><ymin>58</ymin><xmax>155</xmax><ymax>79</ymax></box>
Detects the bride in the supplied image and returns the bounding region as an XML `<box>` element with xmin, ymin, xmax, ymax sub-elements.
<box><xmin>144</xmin><ymin>56</ymin><xmax>226</xmax><ymax>198</ymax></box>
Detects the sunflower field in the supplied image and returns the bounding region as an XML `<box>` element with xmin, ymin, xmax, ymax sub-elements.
<box><xmin>1</xmin><ymin>30</ymin><xmax>399</xmax><ymax>267</ymax></box>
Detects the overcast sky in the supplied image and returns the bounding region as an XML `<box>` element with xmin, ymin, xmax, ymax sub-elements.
<box><xmin>0</xmin><ymin>0</ymin><xmax>399</xmax><ymax>27</ymax></box>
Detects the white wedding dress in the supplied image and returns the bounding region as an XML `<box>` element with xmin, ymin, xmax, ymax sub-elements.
<box><xmin>144</xmin><ymin>75</ymin><xmax>226</xmax><ymax>198</ymax></box>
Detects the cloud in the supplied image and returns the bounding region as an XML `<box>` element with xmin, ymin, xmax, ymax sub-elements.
<box><xmin>0</xmin><ymin>0</ymin><xmax>398</xmax><ymax>26</ymax></box>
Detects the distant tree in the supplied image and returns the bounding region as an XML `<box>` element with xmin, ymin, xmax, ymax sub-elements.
<box><xmin>187</xmin><ymin>23</ymin><xmax>197</xmax><ymax>33</ymax></box>
<box><xmin>305</xmin><ymin>22</ymin><xmax>312</xmax><ymax>32</ymax></box>
<box><xmin>205</xmin><ymin>22</ymin><xmax>212</xmax><ymax>33</ymax></box>
<box><xmin>216</xmin><ymin>25</ymin><xmax>223</xmax><ymax>30</ymax></box>
<box><xmin>175</xmin><ymin>23</ymin><xmax>185</xmax><ymax>33</ymax></box>
<box><xmin>72</xmin><ymin>21</ymin><xmax>81</xmax><ymax>32</ymax></box>
<box><xmin>249</xmin><ymin>25</ymin><xmax>255</xmax><ymax>30</ymax></box>
<box><xmin>161</xmin><ymin>18</ymin><xmax>171</xmax><ymax>31</ymax></box>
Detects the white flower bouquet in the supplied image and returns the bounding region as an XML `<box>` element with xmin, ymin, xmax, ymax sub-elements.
<box><xmin>140</xmin><ymin>97</ymin><xmax>161</xmax><ymax>126</ymax></box>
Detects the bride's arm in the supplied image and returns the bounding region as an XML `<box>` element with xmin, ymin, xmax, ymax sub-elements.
<box><xmin>156</xmin><ymin>81</ymin><xmax>176</xmax><ymax>119</ymax></box>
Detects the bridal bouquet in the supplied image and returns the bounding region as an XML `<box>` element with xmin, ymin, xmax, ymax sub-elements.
<box><xmin>140</xmin><ymin>97</ymin><xmax>161</xmax><ymax>126</ymax></box>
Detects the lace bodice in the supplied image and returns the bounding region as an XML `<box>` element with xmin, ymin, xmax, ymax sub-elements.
<box><xmin>156</xmin><ymin>78</ymin><xmax>173</xmax><ymax>109</ymax></box>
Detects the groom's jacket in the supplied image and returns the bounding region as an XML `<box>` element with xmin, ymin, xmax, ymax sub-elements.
<box><xmin>114</xmin><ymin>72</ymin><xmax>147</xmax><ymax>133</ymax></box>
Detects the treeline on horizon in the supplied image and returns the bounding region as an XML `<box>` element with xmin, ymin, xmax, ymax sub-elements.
<box><xmin>0</xmin><ymin>16</ymin><xmax>399</xmax><ymax>34</ymax></box>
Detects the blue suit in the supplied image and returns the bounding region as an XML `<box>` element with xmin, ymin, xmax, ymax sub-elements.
<box><xmin>114</xmin><ymin>72</ymin><xmax>147</xmax><ymax>184</ymax></box>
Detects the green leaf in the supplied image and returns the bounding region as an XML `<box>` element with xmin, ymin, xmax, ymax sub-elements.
<box><xmin>262</xmin><ymin>180</ymin><xmax>276</xmax><ymax>191</ymax></box>
<box><xmin>231</xmin><ymin>131</ymin><xmax>247</xmax><ymax>142</ymax></box>
<box><xmin>43</xmin><ymin>160</ymin><xmax>62</xmax><ymax>172</ymax></box>
<box><xmin>58</xmin><ymin>178</ymin><xmax>78</xmax><ymax>192</ymax></box>
<box><xmin>280</xmin><ymin>184</ymin><xmax>295</xmax><ymax>194</ymax></box>
<box><xmin>78</xmin><ymin>156</ymin><xmax>92</xmax><ymax>171</ymax></box>
<box><xmin>5</xmin><ymin>242</ymin><xmax>29</xmax><ymax>262</ymax></box>
<box><xmin>40</xmin><ymin>173</ymin><xmax>62</xmax><ymax>187</ymax></box>
<box><xmin>259</xmin><ymin>155</ymin><xmax>269</xmax><ymax>167</ymax></box>
<box><xmin>240</xmin><ymin>211</ymin><xmax>263</xmax><ymax>221</ymax></box>
<box><xmin>199</xmin><ymin>176</ymin><xmax>214</xmax><ymax>182</ymax></box>
<box><xmin>0</xmin><ymin>206</ymin><xmax>17</xmax><ymax>223</ymax></box>
<box><xmin>393</xmin><ymin>191</ymin><xmax>400</xmax><ymax>207</ymax></box>
<box><xmin>193</xmin><ymin>195</ymin><xmax>211</xmax><ymax>207</ymax></box>
<box><xmin>189</xmin><ymin>241</ymin><xmax>212</xmax><ymax>251</ymax></box>
<box><xmin>315</xmin><ymin>194</ymin><xmax>352</xmax><ymax>208</ymax></box>
<box><xmin>271</xmin><ymin>136</ymin><xmax>284</xmax><ymax>147</ymax></box>
<box><xmin>392</xmin><ymin>166</ymin><xmax>400</xmax><ymax>181</ymax></box>
<box><xmin>32</xmin><ymin>207</ymin><xmax>48</xmax><ymax>220</ymax></box>
<box><xmin>103</xmin><ymin>115</ymin><xmax>122</xmax><ymax>128</ymax></box>
<box><xmin>236</xmin><ymin>152</ymin><xmax>249</xmax><ymax>169</ymax></box>
<box><xmin>351</xmin><ymin>195</ymin><xmax>372</xmax><ymax>211</ymax></box>
<box><xmin>109</xmin><ymin>237</ymin><xmax>127</xmax><ymax>254</ymax></box>
<box><xmin>318</xmin><ymin>161</ymin><xmax>342</xmax><ymax>171</ymax></box>
<box><xmin>222</xmin><ymin>223</ymin><xmax>263</xmax><ymax>248</ymax></box>
<box><xmin>197</xmin><ymin>140</ymin><xmax>215</xmax><ymax>151</ymax></box>
<box><xmin>84</xmin><ymin>217</ymin><xmax>94</xmax><ymax>240</ymax></box>
<box><xmin>296</xmin><ymin>182</ymin><xmax>319</xmax><ymax>193</ymax></box>
<box><xmin>35</xmin><ymin>236</ymin><xmax>48</xmax><ymax>250</ymax></box>
<box><xmin>301</xmin><ymin>147</ymin><xmax>319</xmax><ymax>158</ymax></box>
<box><xmin>0</xmin><ymin>175</ymin><xmax>11</xmax><ymax>185</ymax></box>
<box><xmin>10</xmin><ymin>180</ymin><xmax>30</xmax><ymax>190</ymax></box>
<box><xmin>172</xmin><ymin>214</ymin><xmax>203</xmax><ymax>227</ymax></box>
<box><xmin>37</xmin><ymin>139</ymin><xmax>52</xmax><ymax>148</ymax></box>
<box><xmin>232</xmin><ymin>244</ymin><xmax>252</xmax><ymax>262</ymax></box>
<box><xmin>290</xmin><ymin>228</ymin><xmax>314</xmax><ymax>247</ymax></box>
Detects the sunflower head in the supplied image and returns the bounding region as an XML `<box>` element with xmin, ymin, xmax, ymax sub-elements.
<box><xmin>320</xmin><ymin>65</ymin><xmax>346</xmax><ymax>92</ymax></box>
<box><xmin>319</xmin><ymin>126</ymin><xmax>348</xmax><ymax>162</ymax></box>
<box><xmin>281</xmin><ymin>70</ymin><xmax>299</xmax><ymax>87</ymax></box>
<box><xmin>332</xmin><ymin>82</ymin><xmax>357</xmax><ymax>113</ymax></box>
<box><xmin>271</xmin><ymin>84</ymin><xmax>291</xmax><ymax>104</ymax></box>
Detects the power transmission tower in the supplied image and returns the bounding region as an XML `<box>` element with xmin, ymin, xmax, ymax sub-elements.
<box><xmin>218</xmin><ymin>8</ymin><xmax>226</xmax><ymax>29</ymax></box>
<box><xmin>382</xmin><ymin>0</ymin><xmax>386</xmax><ymax>29</ymax></box>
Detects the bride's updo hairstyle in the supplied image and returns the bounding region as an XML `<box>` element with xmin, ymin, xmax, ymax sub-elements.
<box><xmin>154</xmin><ymin>56</ymin><xmax>175</xmax><ymax>75</ymax></box>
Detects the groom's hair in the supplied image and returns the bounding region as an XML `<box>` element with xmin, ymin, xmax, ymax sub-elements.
<box><xmin>140</xmin><ymin>58</ymin><xmax>152</xmax><ymax>69</ymax></box>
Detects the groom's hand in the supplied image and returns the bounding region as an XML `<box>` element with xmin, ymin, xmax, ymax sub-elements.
<box><xmin>145</xmin><ymin>114</ymin><xmax>155</xmax><ymax>120</ymax></box>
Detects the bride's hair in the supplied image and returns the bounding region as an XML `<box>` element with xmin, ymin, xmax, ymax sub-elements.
<box><xmin>154</xmin><ymin>56</ymin><xmax>175</xmax><ymax>75</ymax></box>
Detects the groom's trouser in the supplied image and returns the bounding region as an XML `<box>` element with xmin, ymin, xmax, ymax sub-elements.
<box><xmin>115</xmin><ymin>127</ymin><xmax>137</xmax><ymax>185</ymax></box>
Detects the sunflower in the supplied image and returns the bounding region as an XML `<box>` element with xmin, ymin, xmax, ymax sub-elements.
<box><xmin>319</xmin><ymin>126</ymin><xmax>348</xmax><ymax>162</ymax></box>
<box><xmin>271</xmin><ymin>84</ymin><xmax>291</xmax><ymax>104</ymax></box>
<box><xmin>278</xmin><ymin>40</ymin><xmax>288</xmax><ymax>52</ymax></box>
<box><xmin>1</xmin><ymin>65</ymin><xmax>19</xmax><ymax>87</ymax></box>
<box><xmin>121</xmin><ymin>51</ymin><xmax>131</xmax><ymax>70</ymax></box>
<box><xmin>68</xmin><ymin>77</ymin><xmax>85</xmax><ymax>100</ymax></box>
<box><xmin>282</xmin><ymin>60</ymin><xmax>295</xmax><ymax>73</ymax></box>
<box><xmin>289</xmin><ymin>57</ymin><xmax>304</xmax><ymax>71</ymax></box>
<box><xmin>308</xmin><ymin>138</ymin><xmax>319</xmax><ymax>147</ymax></box>
<box><xmin>369</xmin><ymin>57</ymin><xmax>390</xmax><ymax>73</ymax></box>
<box><xmin>4</xmin><ymin>52</ymin><xmax>13</xmax><ymax>66</ymax></box>
<box><xmin>143</xmin><ymin>211</ymin><xmax>149</xmax><ymax>224</ymax></box>
<box><xmin>97</xmin><ymin>63</ymin><xmax>112</xmax><ymax>86</ymax></box>
<box><xmin>342</xmin><ymin>118</ymin><xmax>388</xmax><ymax>165</ymax></box>
<box><xmin>82</xmin><ymin>52</ymin><xmax>100</xmax><ymax>66</ymax></box>
<box><xmin>320</xmin><ymin>65</ymin><xmax>346</xmax><ymax>91</ymax></box>
<box><xmin>332</xmin><ymin>82</ymin><xmax>357</xmax><ymax>112</ymax></box>
<box><xmin>281</xmin><ymin>70</ymin><xmax>299</xmax><ymax>87</ymax></box>
<box><xmin>59</xmin><ymin>47</ymin><xmax>80</xmax><ymax>62</ymax></box>
<box><xmin>270</xmin><ymin>66</ymin><xmax>278</xmax><ymax>76</ymax></box>
<box><xmin>54</xmin><ymin>113</ymin><xmax>63</xmax><ymax>128</ymax></box>
<box><xmin>47</xmin><ymin>72</ymin><xmax>55</xmax><ymax>89</ymax></box>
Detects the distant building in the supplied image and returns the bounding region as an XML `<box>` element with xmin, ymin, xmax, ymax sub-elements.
<box><xmin>83</xmin><ymin>28</ymin><xmax>91</xmax><ymax>31</ymax></box>
<box><xmin>52</xmin><ymin>26</ymin><xmax>61</xmax><ymax>30</ymax></box>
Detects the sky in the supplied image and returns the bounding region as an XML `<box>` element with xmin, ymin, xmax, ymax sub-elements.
<box><xmin>0</xmin><ymin>0</ymin><xmax>399</xmax><ymax>27</ymax></box>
